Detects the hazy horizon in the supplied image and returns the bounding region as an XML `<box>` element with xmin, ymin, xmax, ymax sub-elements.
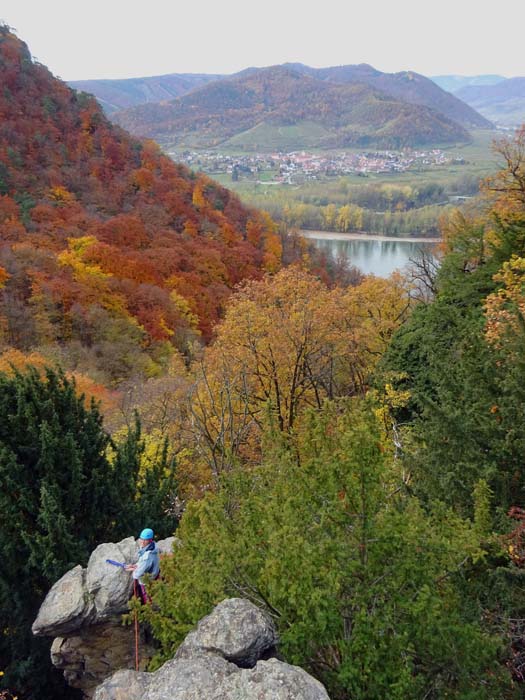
<box><xmin>1</xmin><ymin>0</ymin><xmax>523</xmax><ymax>82</ymax></box>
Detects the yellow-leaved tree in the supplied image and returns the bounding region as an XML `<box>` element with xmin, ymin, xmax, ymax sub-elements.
<box><xmin>186</xmin><ymin>266</ymin><xmax>411</xmax><ymax>483</ymax></box>
<box><xmin>485</xmin><ymin>255</ymin><xmax>525</xmax><ymax>349</ymax></box>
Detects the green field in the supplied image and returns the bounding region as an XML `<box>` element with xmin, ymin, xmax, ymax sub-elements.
<box><xmin>223</xmin><ymin>121</ymin><xmax>331</xmax><ymax>151</ymax></box>
<box><xmin>172</xmin><ymin>129</ymin><xmax>507</xmax><ymax>237</ymax></box>
<box><xmin>218</xmin><ymin>130</ymin><xmax>498</xmax><ymax>188</ymax></box>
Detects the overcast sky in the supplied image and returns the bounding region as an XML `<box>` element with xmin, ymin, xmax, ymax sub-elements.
<box><xmin>1</xmin><ymin>0</ymin><xmax>523</xmax><ymax>81</ymax></box>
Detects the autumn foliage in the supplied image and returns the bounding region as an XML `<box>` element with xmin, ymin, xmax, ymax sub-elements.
<box><xmin>186</xmin><ymin>266</ymin><xmax>411</xmax><ymax>486</ymax></box>
<box><xmin>0</xmin><ymin>27</ymin><xmax>281</xmax><ymax>382</ymax></box>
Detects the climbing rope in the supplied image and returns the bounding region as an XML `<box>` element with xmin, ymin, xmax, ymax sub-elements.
<box><xmin>133</xmin><ymin>579</ymin><xmax>140</xmax><ymax>671</ymax></box>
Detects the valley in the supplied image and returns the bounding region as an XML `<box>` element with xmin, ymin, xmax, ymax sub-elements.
<box><xmin>1</xmin><ymin>13</ymin><xmax>525</xmax><ymax>700</ymax></box>
<box><xmin>170</xmin><ymin>130</ymin><xmax>500</xmax><ymax>240</ymax></box>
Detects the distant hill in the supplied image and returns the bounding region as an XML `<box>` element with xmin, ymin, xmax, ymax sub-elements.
<box><xmin>454</xmin><ymin>78</ymin><xmax>525</xmax><ymax>126</ymax></box>
<box><xmin>69</xmin><ymin>73</ymin><xmax>224</xmax><ymax>113</ymax></box>
<box><xmin>431</xmin><ymin>74</ymin><xmax>506</xmax><ymax>94</ymax></box>
<box><xmin>72</xmin><ymin>63</ymin><xmax>491</xmax><ymax>132</ymax></box>
<box><xmin>283</xmin><ymin>63</ymin><xmax>491</xmax><ymax>129</ymax></box>
<box><xmin>113</xmin><ymin>65</ymin><xmax>471</xmax><ymax>151</ymax></box>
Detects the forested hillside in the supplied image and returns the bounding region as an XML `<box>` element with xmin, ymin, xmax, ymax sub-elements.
<box><xmin>0</xmin><ymin>26</ymin><xmax>282</xmax><ymax>386</ymax></box>
<box><xmin>113</xmin><ymin>65</ymin><xmax>471</xmax><ymax>150</ymax></box>
<box><xmin>69</xmin><ymin>72</ymin><xmax>224</xmax><ymax>114</ymax></box>
<box><xmin>285</xmin><ymin>62</ymin><xmax>492</xmax><ymax>128</ymax></box>
<box><xmin>0</xmin><ymin>25</ymin><xmax>279</xmax><ymax>699</ymax></box>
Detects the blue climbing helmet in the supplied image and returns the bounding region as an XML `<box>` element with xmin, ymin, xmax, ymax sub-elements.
<box><xmin>139</xmin><ymin>527</ymin><xmax>154</xmax><ymax>540</ymax></box>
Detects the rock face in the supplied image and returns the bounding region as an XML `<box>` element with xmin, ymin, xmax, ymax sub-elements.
<box><xmin>175</xmin><ymin>597</ymin><xmax>277</xmax><ymax>667</ymax></box>
<box><xmin>32</xmin><ymin>565</ymin><xmax>96</xmax><ymax>637</ymax></box>
<box><xmin>32</xmin><ymin>536</ymin><xmax>175</xmax><ymax>697</ymax></box>
<box><xmin>85</xmin><ymin>540</ymin><xmax>137</xmax><ymax>620</ymax></box>
<box><xmin>50</xmin><ymin>621</ymin><xmax>146</xmax><ymax>691</ymax></box>
<box><xmin>94</xmin><ymin>598</ymin><xmax>331</xmax><ymax>700</ymax></box>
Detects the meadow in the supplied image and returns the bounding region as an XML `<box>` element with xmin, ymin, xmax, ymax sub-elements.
<box><xmin>172</xmin><ymin>129</ymin><xmax>503</xmax><ymax>236</ymax></box>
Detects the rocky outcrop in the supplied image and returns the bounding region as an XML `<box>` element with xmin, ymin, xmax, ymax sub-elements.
<box><xmin>94</xmin><ymin>598</ymin><xmax>330</xmax><ymax>700</ymax></box>
<box><xmin>50</xmin><ymin>621</ymin><xmax>147</xmax><ymax>691</ymax></box>
<box><xmin>33</xmin><ymin>537</ymin><xmax>140</xmax><ymax>635</ymax></box>
<box><xmin>32</xmin><ymin>565</ymin><xmax>96</xmax><ymax>637</ymax></box>
<box><xmin>33</xmin><ymin>536</ymin><xmax>175</xmax><ymax>635</ymax></box>
<box><xmin>175</xmin><ymin>597</ymin><xmax>277</xmax><ymax>667</ymax></box>
<box><xmin>32</xmin><ymin>536</ymin><xmax>175</xmax><ymax>697</ymax></box>
<box><xmin>33</xmin><ymin>541</ymin><xmax>330</xmax><ymax>700</ymax></box>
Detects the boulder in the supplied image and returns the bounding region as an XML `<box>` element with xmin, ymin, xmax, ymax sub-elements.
<box><xmin>32</xmin><ymin>565</ymin><xmax>95</xmax><ymax>637</ymax></box>
<box><xmin>175</xmin><ymin>597</ymin><xmax>277</xmax><ymax>667</ymax></box>
<box><xmin>86</xmin><ymin>539</ymin><xmax>136</xmax><ymax>619</ymax></box>
<box><xmin>32</xmin><ymin>535</ymin><xmax>176</xmax><ymax>697</ymax></box>
<box><xmin>33</xmin><ymin>536</ymin><xmax>175</xmax><ymax>638</ymax></box>
<box><xmin>93</xmin><ymin>598</ymin><xmax>331</xmax><ymax>700</ymax></box>
<box><xmin>94</xmin><ymin>651</ymin><xmax>330</xmax><ymax>700</ymax></box>
<box><xmin>156</xmin><ymin>536</ymin><xmax>177</xmax><ymax>555</ymax></box>
<box><xmin>50</xmin><ymin>621</ymin><xmax>154</xmax><ymax>697</ymax></box>
<box><xmin>90</xmin><ymin>669</ymin><xmax>150</xmax><ymax>700</ymax></box>
<box><xmin>146</xmin><ymin>653</ymin><xmax>236</xmax><ymax>700</ymax></box>
<box><xmin>224</xmin><ymin>658</ymin><xmax>331</xmax><ymax>700</ymax></box>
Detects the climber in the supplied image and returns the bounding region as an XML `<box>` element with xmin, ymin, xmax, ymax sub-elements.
<box><xmin>125</xmin><ymin>527</ymin><xmax>160</xmax><ymax>604</ymax></box>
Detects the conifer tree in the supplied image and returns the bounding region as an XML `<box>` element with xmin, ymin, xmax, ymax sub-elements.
<box><xmin>0</xmin><ymin>367</ymin><xmax>178</xmax><ymax>700</ymax></box>
<box><xmin>141</xmin><ymin>399</ymin><xmax>508</xmax><ymax>699</ymax></box>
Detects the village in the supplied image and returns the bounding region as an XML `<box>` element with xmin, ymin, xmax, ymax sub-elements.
<box><xmin>171</xmin><ymin>148</ymin><xmax>465</xmax><ymax>183</ymax></box>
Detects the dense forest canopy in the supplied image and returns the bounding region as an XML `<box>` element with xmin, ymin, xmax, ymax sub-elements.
<box><xmin>0</xmin><ymin>25</ymin><xmax>282</xmax><ymax>384</ymax></box>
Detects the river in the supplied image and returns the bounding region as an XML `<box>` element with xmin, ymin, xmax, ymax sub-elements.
<box><xmin>300</xmin><ymin>231</ymin><xmax>440</xmax><ymax>277</ymax></box>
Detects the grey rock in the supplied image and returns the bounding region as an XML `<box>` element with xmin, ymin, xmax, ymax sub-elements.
<box><xmin>94</xmin><ymin>653</ymin><xmax>330</xmax><ymax>700</ymax></box>
<box><xmin>93</xmin><ymin>599</ymin><xmax>330</xmax><ymax>700</ymax></box>
<box><xmin>116</xmin><ymin>536</ymin><xmax>137</xmax><ymax>562</ymax></box>
<box><xmin>156</xmin><ymin>536</ymin><xmax>177</xmax><ymax>555</ymax></box>
<box><xmin>51</xmin><ymin>619</ymin><xmax>154</xmax><ymax>697</ymax></box>
<box><xmin>32</xmin><ymin>535</ymin><xmax>167</xmax><ymax>697</ymax></box>
<box><xmin>223</xmin><ymin>658</ymin><xmax>331</xmax><ymax>699</ymax></box>
<box><xmin>93</xmin><ymin>669</ymin><xmax>150</xmax><ymax>700</ymax></box>
<box><xmin>176</xmin><ymin>598</ymin><xmax>277</xmax><ymax>667</ymax></box>
<box><xmin>33</xmin><ymin>537</ymin><xmax>138</xmax><ymax>639</ymax></box>
<box><xmin>32</xmin><ymin>566</ymin><xmax>94</xmax><ymax>636</ymax></box>
<box><xmin>145</xmin><ymin>653</ymin><xmax>236</xmax><ymax>700</ymax></box>
<box><xmin>50</xmin><ymin>620</ymin><xmax>154</xmax><ymax>696</ymax></box>
<box><xmin>86</xmin><ymin>539</ymin><xmax>135</xmax><ymax>619</ymax></box>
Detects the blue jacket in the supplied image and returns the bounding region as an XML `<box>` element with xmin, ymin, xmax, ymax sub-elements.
<box><xmin>133</xmin><ymin>541</ymin><xmax>160</xmax><ymax>583</ymax></box>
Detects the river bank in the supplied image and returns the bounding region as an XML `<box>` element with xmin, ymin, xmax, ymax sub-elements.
<box><xmin>300</xmin><ymin>230</ymin><xmax>441</xmax><ymax>243</ymax></box>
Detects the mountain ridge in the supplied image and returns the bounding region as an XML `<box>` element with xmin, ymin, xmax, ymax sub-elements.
<box><xmin>430</xmin><ymin>74</ymin><xmax>507</xmax><ymax>93</ymax></box>
<box><xmin>454</xmin><ymin>77</ymin><xmax>525</xmax><ymax>126</ymax></box>
<box><xmin>69</xmin><ymin>72</ymin><xmax>224</xmax><ymax>113</ymax></box>
<box><xmin>280</xmin><ymin>63</ymin><xmax>490</xmax><ymax>128</ymax></box>
<box><xmin>69</xmin><ymin>62</ymin><xmax>491</xmax><ymax>138</ymax></box>
<box><xmin>112</xmin><ymin>64</ymin><xmax>474</xmax><ymax>151</ymax></box>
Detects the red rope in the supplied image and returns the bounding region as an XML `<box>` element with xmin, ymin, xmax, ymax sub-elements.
<box><xmin>133</xmin><ymin>579</ymin><xmax>139</xmax><ymax>671</ymax></box>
